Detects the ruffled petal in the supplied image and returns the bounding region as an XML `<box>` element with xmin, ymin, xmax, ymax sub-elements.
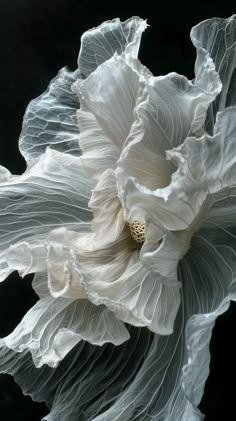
<box><xmin>0</xmin><ymin>149</ymin><xmax>93</xmax><ymax>282</ymax></box>
<box><xmin>75</xmin><ymin>104</ymin><xmax>121</xmax><ymax>179</ymax></box>
<box><xmin>5</xmin><ymin>227</ymin><xmax>90</xmax><ymax>299</ymax></box>
<box><xmin>2</xmin><ymin>220</ymin><xmax>236</xmax><ymax>420</ymax></box>
<box><xmin>2</xmin><ymin>273</ymin><xmax>130</xmax><ymax>368</ymax></box>
<box><xmin>88</xmin><ymin>168</ymin><xmax>125</xmax><ymax>243</ymax></box>
<box><xmin>77</xmin><ymin>226</ymin><xmax>181</xmax><ymax>335</ymax></box>
<box><xmin>78</xmin><ymin>16</ymin><xmax>147</xmax><ymax>78</ymax></box>
<box><xmin>118</xmin><ymin>106</ymin><xmax>236</xmax><ymax>235</ymax></box>
<box><xmin>74</xmin><ymin>54</ymin><xmax>147</xmax><ymax>181</ymax></box>
<box><xmin>191</xmin><ymin>14</ymin><xmax>236</xmax><ymax>132</ymax></box>
<box><xmin>0</xmin><ymin>325</ymin><xmax>151</xmax><ymax>420</ymax></box>
<box><xmin>19</xmin><ymin>68</ymin><xmax>81</xmax><ymax>164</ymax></box>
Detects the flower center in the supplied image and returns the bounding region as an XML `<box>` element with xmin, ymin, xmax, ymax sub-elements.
<box><xmin>126</xmin><ymin>220</ymin><xmax>145</xmax><ymax>244</ymax></box>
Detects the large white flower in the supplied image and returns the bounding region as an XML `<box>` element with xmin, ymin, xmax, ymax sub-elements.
<box><xmin>1</xmin><ymin>15</ymin><xmax>236</xmax><ymax>421</ymax></box>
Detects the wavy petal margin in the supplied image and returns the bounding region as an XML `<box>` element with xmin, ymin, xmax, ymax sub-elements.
<box><xmin>19</xmin><ymin>68</ymin><xmax>82</xmax><ymax>164</ymax></box>
<box><xmin>1</xmin><ymin>14</ymin><xmax>236</xmax><ymax>421</ymax></box>
<box><xmin>0</xmin><ymin>223</ymin><xmax>235</xmax><ymax>420</ymax></box>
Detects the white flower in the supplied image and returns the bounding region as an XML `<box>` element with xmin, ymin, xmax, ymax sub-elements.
<box><xmin>1</xmin><ymin>15</ymin><xmax>236</xmax><ymax>421</ymax></box>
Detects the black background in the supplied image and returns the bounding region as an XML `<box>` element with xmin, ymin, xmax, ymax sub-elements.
<box><xmin>0</xmin><ymin>1</ymin><xmax>236</xmax><ymax>420</ymax></box>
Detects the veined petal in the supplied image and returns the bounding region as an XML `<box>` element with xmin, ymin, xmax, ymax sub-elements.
<box><xmin>74</xmin><ymin>54</ymin><xmax>146</xmax><ymax>171</ymax></box>
<box><xmin>3</xmin><ymin>291</ymin><xmax>130</xmax><ymax>368</ymax></box>
<box><xmin>5</xmin><ymin>227</ymin><xmax>90</xmax><ymax>299</ymax></box>
<box><xmin>119</xmin><ymin>106</ymin><xmax>236</xmax><ymax>234</ymax></box>
<box><xmin>89</xmin><ymin>168</ymin><xmax>125</xmax><ymax>244</ymax></box>
<box><xmin>191</xmin><ymin>14</ymin><xmax>236</xmax><ymax>132</ymax></box>
<box><xmin>2</xmin><ymin>221</ymin><xmax>235</xmax><ymax>420</ymax></box>
<box><xmin>78</xmin><ymin>227</ymin><xmax>181</xmax><ymax>335</ymax></box>
<box><xmin>141</xmin><ymin>226</ymin><xmax>185</xmax><ymax>283</ymax></box>
<box><xmin>0</xmin><ymin>325</ymin><xmax>151</xmax><ymax>420</ymax></box>
<box><xmin>19</xmin><ymin>67</ymin><xmax>82</xmax><ymax>164</ymax></box>
<box><xmin>76</xmin><ymin>105</ymin><xmax>121</xmax><ymax>179</ymax></box>
<box><xmin>0</xmin><ymin>149</ymin><xmax>93</xmax><ymax>282</ymax></box>
<box><xmin>78</xmin><ymin>17</ymin><xmax>147</xmax><ymax>78</ymax></box>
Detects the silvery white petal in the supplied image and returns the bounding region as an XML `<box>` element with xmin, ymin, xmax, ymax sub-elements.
<box><xmin>2</xmin><ymin>274</ymin><xmax>129</xmax><ymax>368</ymax></box>
<box><xmin>19</xmin><ymin>67</ymin><xmax>81</xmax><ymax>164</ymax></box>
<box><xmin>0</xmin><ymin>325</ymin><xmax>150</xmax><ymax>420</ymax></box>
<box><xmin>75</xmin><ymin>104</ymin><xmax>121</xmax><ymax>179</ymax></box>
<box><xmin>2</xmin><ymin>221</ymin><xmax>236</xmax><ymax>420</ymax></box>
<box><xmin>119</xmin><ymin>106</ymin><xmax>236</xmax><ymax>234</ymax></box>
<box><xmin>88</xmin><ymin>168</ymin><xmax>125</xmax><ymax>243</ymax></box>
<box><xmin>78</xmin><ymin>228</ymin><xmax>181</xmax><ymax>335</ymax></box>
<box><xmin>74</xmin><ymin>54</ymin><xmax>146</xmax><ymax>177</ymax></box>
<box><xmin>191</xmin><ymin>14</ymin><xmax>236</xmax><ymax>132</ymax></box>
<box><xmin>6</xmin><ymin>227</ymin><xmax>90</xmax><ymax>299</ymax></box>
<box><xmin>78</xmin><ymin>17</ymin><xmax>147</xmax><ymax>78</ymax></box>
<box><xmin>0</xmin><ymin>148</ymin><xmax>93</xmax><ymax>282</ymax></box>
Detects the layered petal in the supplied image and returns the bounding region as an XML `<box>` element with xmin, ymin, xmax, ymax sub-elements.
<box><xmin>88</xmin><ymin>168</ymin><xmax>125</xmax><ymax>243</ymax></box>
<box><xmin>118</xmin><ymin>106</ymin><xmax>236</xmax><ymax>235</ymax></box>
<box><xmin>2</xmin><ymin>220</ymin><xmax>236</xmax><ymax>420</ymax></box>
<box><xmin>2</xmin><ymin>273</ymin><xmax>130</xmax><ymax>368</ymax></box>
<box><xmin>0</xmin><ymin>325</ymin><xmax>151</xmax><ymax>420</ymax></box>
<box><xmin>5</xmin><ymin>227</ymin><xmax>90</xmax><ymax>299</ymax></box>
<box><xmin>19</xmin><ymin>68</ymin><xmax>82</xmax><ymax>164</ymax></box>
<box><xmin>78</xmin><ymin>17</ymin><xmax>147</xmax><ymax>78</ymax></box>
<box><xmin>74</xmin><ymin>53</ymin><xmax>147</xmax><ymax>179</ymax></box>
<box><xmin>191</xmin><ymin>14</ymin><xmax>236</xmax><ymax>132</ymax></box>
<box><xmin>0</xmin><ymin>148</ymin><xmax>93</xmax><ymax>282</ymax></box>
<box><xmin>77</xmin><ymin>225</ymin><xmax>181</xmax><ymax>335</ymax></box>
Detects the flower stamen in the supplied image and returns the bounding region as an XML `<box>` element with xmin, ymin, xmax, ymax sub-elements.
<box><xmin>126</xmin><ymin>220</ymin><xmax>145</xmax><ymax>244</ymax></box>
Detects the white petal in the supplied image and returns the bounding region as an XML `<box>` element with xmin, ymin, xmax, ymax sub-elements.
<box><xmin>6</xmin><ymin>241</ymin><xmax>47</xmax><ymax>277</ymax></box>
<box><xmin>19</xmin><ymin>67</ymin><xmax>81</xmax><ymax>164</ymax></box>
<box><xmin>0</xmin><ymin>149</ymin><xmax>93</xmax><ymax>282</ymax></box>
<box><xmin>89</xmin><ymin>168</ymin><xmax>125</xmax><ymax>243</ymax></box>
<box><xmin>74</xmin><ymin>54</ymin><xmax>145</xmax><ymax>158</ymax></box>
<box><xmin>0</xmin><ymin>325</ymin><xmax>150</xmax><ymax>420</ymax></box>
<box><xmin>76</xmin><ymin>105</ymin><xmax>120</xmax><ymax>179</ymax></box>
<box><xmin>191</xmin><ymin>14</ymin><xmax>236</xmax><ymax>131</ymax></box>
<box><xmin>78</xmin><ymin>17</ymin><xmax>147</xmax><ymax>78</ymax></box>
<box><xmin>2</xmin><ymin>219</ymin><xmax>236</xmax><ymax>420</ymax></box>
<box><xmin>119</xmin><ymin>106</ymin><xmax>236</xmax><ymax>235</ymax></box>
<box><xmin>3</xmin><ymin>281</ymin><xmax>130</xmax><ymax>368</ymax></box>
<box><xmin>78</xmin><ymin>228</ymin><xmax>181</xmax><ymax>334</ymax></box>
<box><xmin>141</xmin><ymin>225</ymin><xmax>185</xmax><ymax>283</ymax></box>
<box><xmin>47</xmin><ymin>227</ymin><xmax>88</xmax><ymax>299</ymax></box>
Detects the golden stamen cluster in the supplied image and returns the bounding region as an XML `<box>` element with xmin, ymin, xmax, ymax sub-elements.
<box><xmin>126</xmin><ymin>220</ymin><xmax>145</xmax><ymax>244</ymax></box>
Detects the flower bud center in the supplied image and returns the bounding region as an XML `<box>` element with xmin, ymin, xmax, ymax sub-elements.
<box><xmin>126</xmin><ymin>220</ymin><xmax>145</xmax><ymax>244</ymax></box>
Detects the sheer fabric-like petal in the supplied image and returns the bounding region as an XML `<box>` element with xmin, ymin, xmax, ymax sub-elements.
<box><xmin>0</xmin><ymin>149</ymin><xmax>93</xmax><ymax>282</ymax></box>
<box><xmin>78</xmin><ymin>227</ymin><xmax>181</xmax><ymax>335</ymax></box>
<box><xmin>1</xmin><ymin>221</ymin><xmax>236</xmax><ymax>420</ymax></box>
<box><xmin>1</xmin><ymin>14</ymin><xmax>236</xmax><ymax>421</ymax></box>
<box><xmin>118</xmin><ymin>106</ymin><xmax>236</xmax><ymax>233</ymax></box>
<box><xmin>19</xmin><ymin>68</ymin><xmax>82</xmax><ymax>164</ymax></box>
<box><xmin>191</xmin><ymin>14</ymin><xmax>236</xmax><ymax>132</ymax></box>
<box><xmin>77</xmin><ymin>17</ymin><xmax>147</xmax><ymax>78</ymax></box>
<box><xmin>74</xmin><ymin>53</ymin><xmax>147</xmax><ymax>180</ymax></box>
<box><xmin>2</xmin><ymin>271</ymin><xmax>129</xmax><ymax>368</ymax></box>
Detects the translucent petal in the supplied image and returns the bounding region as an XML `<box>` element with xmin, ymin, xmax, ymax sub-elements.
<box><xmin>19</xmin><ymin>68</ymin><xmax>81</xmax><ymax>164</ymax></box>
<box><xmin>78</xmin><ymin>227</ymin><xmax>181</xmax><ymax>335</ymax></box>
<box><xmin>0</xmin><ymin>325</ymin><xmax>151</xmax><ymax>420</ymax></box>
<box><xmin>78</xmin><ymin>17</ymin><xmax>147</xmax><ymax>78</ymax></box>
<box><xmin>5</xmin><ymin>227</ymin><xmax>90</xmax><ymax>299</ymax></box>
<box><xmin>1</xmin><ymin>221</ymin><xmax>236</xmax><ymax>419</ymax></box>
<box><xmin>3</xmin><ymin>273</ymin><xmax>130</xmax><ymax>368</ymax></box>
<box><xmin>76</xmin><ymin>104</ymin><xmax>121</xmax><ymax>180</ymax></box>
<box><xmin>118</xmin><ymin>106</ymin><xmax>236</xmax><ymax>233</ymax></box>
<box><xmin>75</xmin><ymin>54</ymin><xmax>145</xmax><ymax>165</ymax></box>
<box><xmin>0</xmin><ymin>149</ymin><xmax>93</xmax><ymax>282</ymax></box>
<box><xmin>88</xmin><ymin>169</ymin><xmax>125</xmax><ymax>243</ymax></box>
<box><xmin>191</xmin><ymin>14</ymin><xmax>236</xmax><ymax>132</ymax></box>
